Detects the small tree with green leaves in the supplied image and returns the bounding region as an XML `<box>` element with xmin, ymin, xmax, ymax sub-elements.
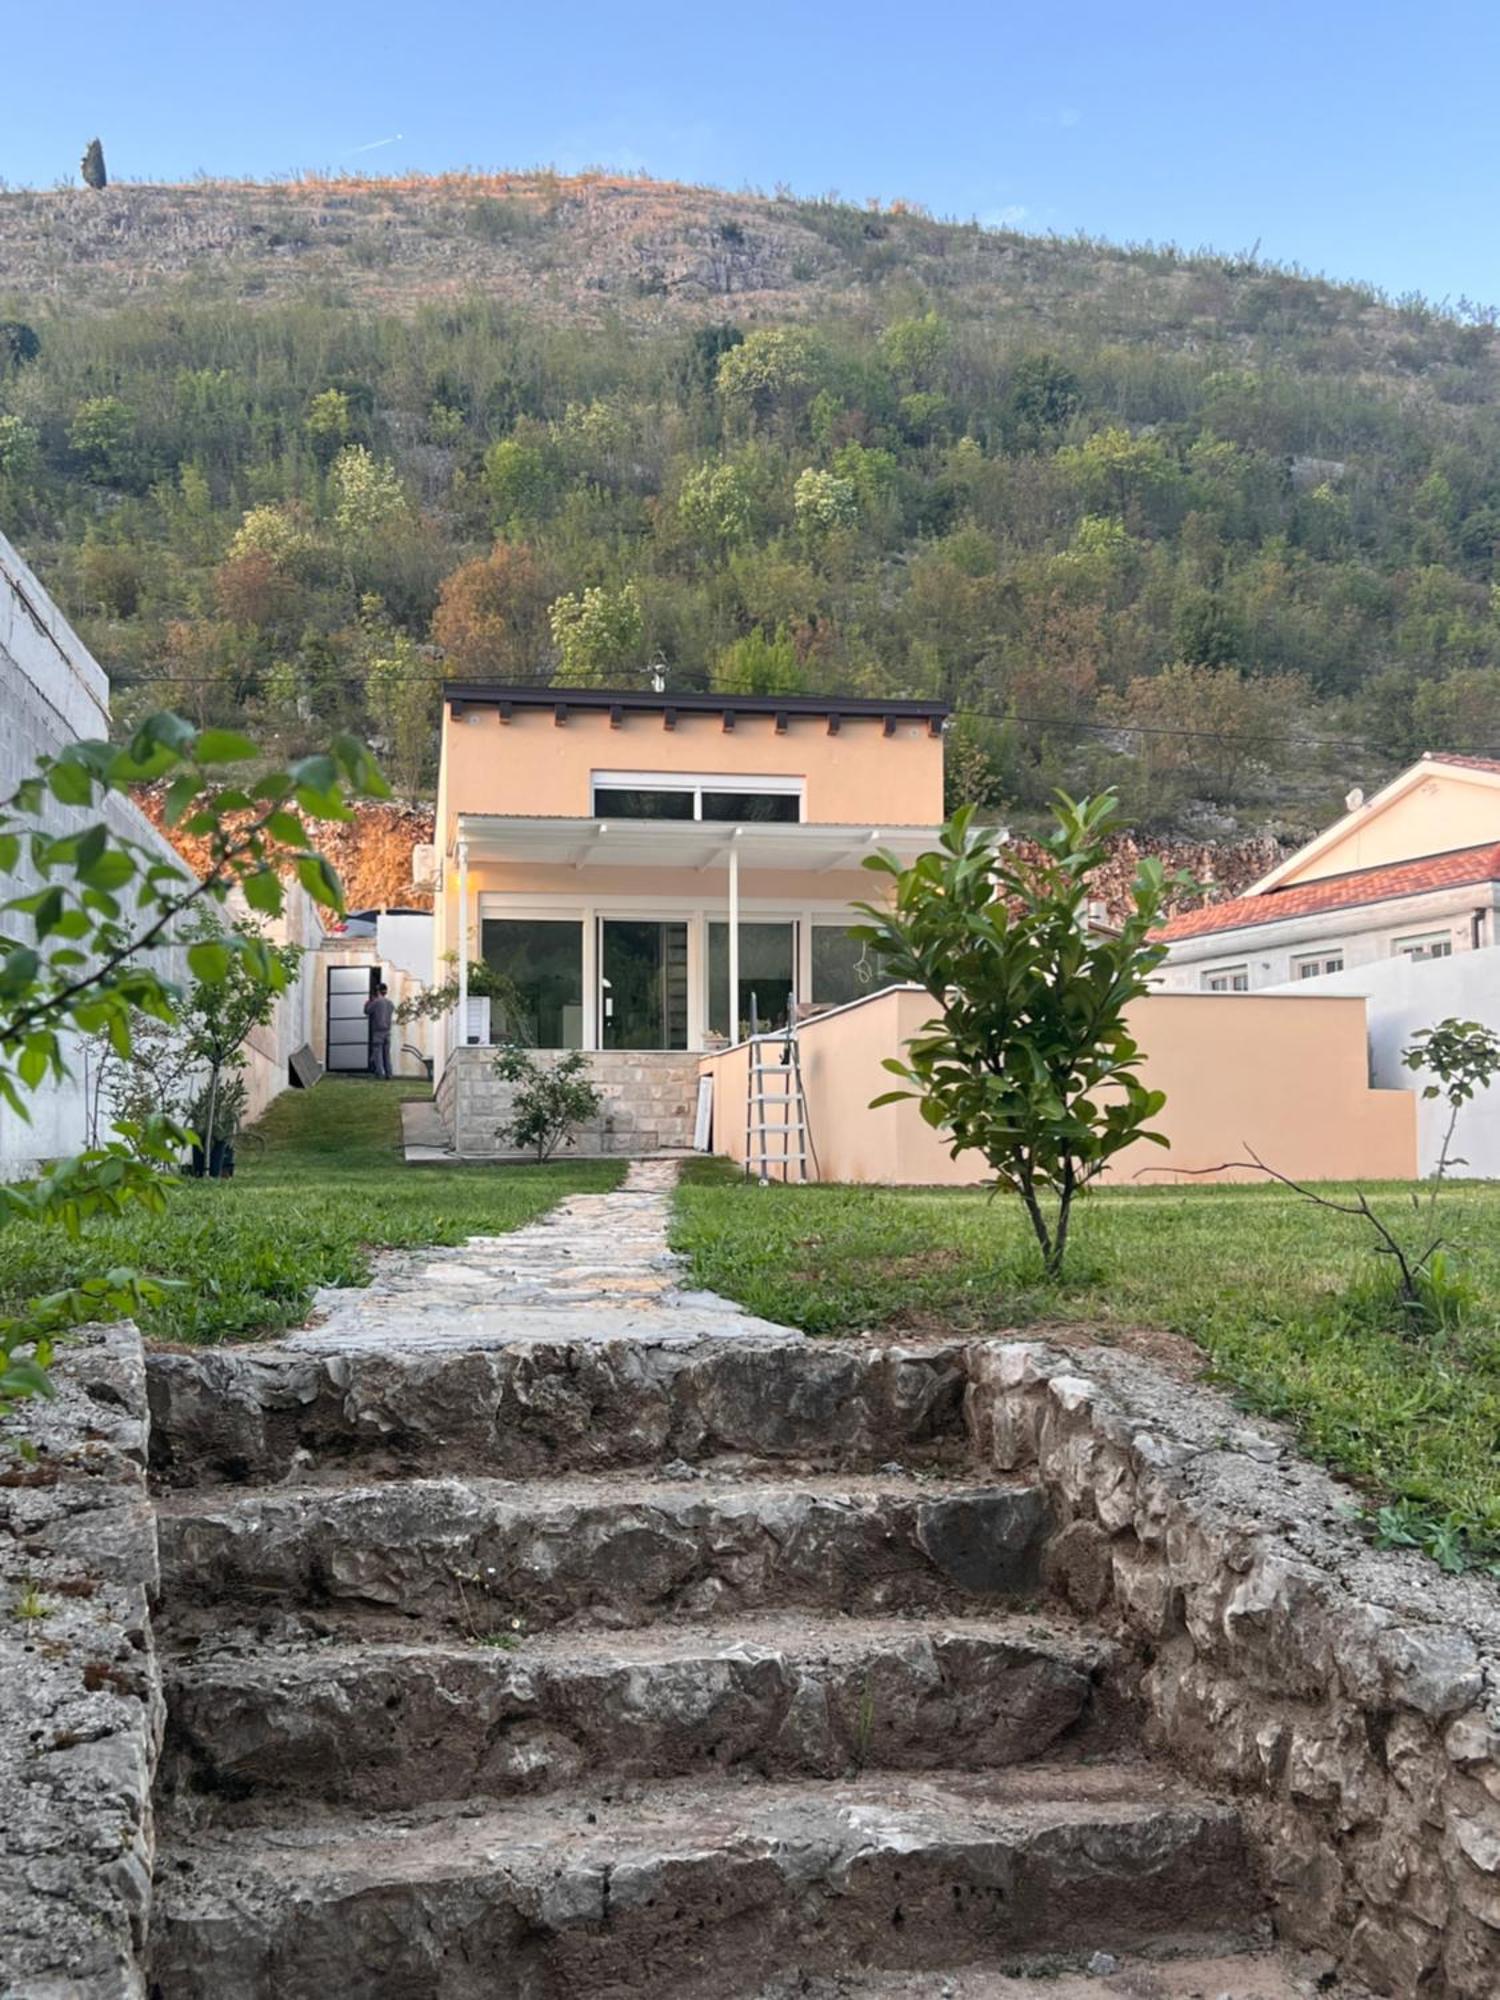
<box><xmin>177</xmin><ymin>910</ymin><xmax>303</xmax><ymax>1169</ymax></box>
<box><xmin>80</xmin><ymin>138</ymin><xmax>108</xmax><ymax>190</ymax></box>
<box><xmin>851</xmin><ymin>793</ymin><xmax>1186</xmax><ymax>1279</ymax></box>
<box><xmin>0</xmin><ymin>715</ymin><xmax>386</xmax><ymax>1419</ymax></box>
<box><xmin>1404</xmin><ymin>1018</ymin><xmax>1500</xmax><ymax>1183</ymax></box>
<box><xmin>492</xmin><ymin>1046</ymin><xmax>602</xmax><ymax>1162</ymax></box>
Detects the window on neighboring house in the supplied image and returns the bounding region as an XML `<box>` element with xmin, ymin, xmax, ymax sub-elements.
<box><xmin>590</xmin><ymin>773</ymin><xmax>803</xmax><ymax>823</ymax></box>
<box><xmin>1293</xmin><ymin>951</ymin><xmax>1344</xmax><ymax>980</ymax></box>
<box><xmin>1201</xmin><ymin>966</ymin><xmax>1250</xmax><ymax>992</ymax></box>
<box><xmin>1393</xmin><ymin>932</ymin><xmax>1453</xmax><ymax>962</ymax></box>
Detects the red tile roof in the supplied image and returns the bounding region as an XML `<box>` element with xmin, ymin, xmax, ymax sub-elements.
<box><xmin>1156</xmin><ymin>841</ymin><xmax>1500</xmax><ymax>941</ymax></box>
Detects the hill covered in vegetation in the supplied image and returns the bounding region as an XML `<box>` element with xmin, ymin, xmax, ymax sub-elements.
<box><xmin>3</xmin><ymin>170</ymin><xmax>1500</xmax><ymax>835</ymax></box>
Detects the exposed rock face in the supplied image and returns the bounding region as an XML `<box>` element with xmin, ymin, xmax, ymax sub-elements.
<box><xmin>966</xmin><ymin>1341</ymin><xmax>1500</xmax><ymax>1998</ymax></box>
<box><xmin>0</xmin><ymin>1326</ymin><xmax>162</xmax><ymax>2000</ymax></box>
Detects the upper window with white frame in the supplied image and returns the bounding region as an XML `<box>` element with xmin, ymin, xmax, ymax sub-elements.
<box><xmin>590</xmin><ymin>772</ymin><xmax>803</xmax><ymax>823</ymax></box>
<box><xmin>1393</xmin><ymin>931</ymin><xmax>1453</xmax><ymax>962</ymax></box>
<box><xmin>1201</xmin><ymin>965</ymin><xmax>1250</xmax><ymax>992</ymax></box>
<box><xmin>1292</xmin><ymin>950</ymin><xmax>1344</xmax><ymax>980</ymax></box>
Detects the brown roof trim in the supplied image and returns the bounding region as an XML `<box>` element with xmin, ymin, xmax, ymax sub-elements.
<box><xmin>444</xmin><ymin>683</ymin><xmax>950</xmax><ymax>732</ymax></box>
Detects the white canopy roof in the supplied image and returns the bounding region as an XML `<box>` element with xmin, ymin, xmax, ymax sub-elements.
<box><xmin>453</xmin><ymin>814</ymin><xmax>947</xmax><ymax>873</ymax></box>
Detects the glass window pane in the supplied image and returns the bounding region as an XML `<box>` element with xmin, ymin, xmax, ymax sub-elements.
<box><xmin>700</xmin><ymin>790</ymin><xmax>800</xmax><ymax>823</ymax></box>
<box><xmin>592</xmin><ymin>787</ymin><xmax>695</xmax><ymax>819</ymax></box>
<box><xmin>812</xmin><ymin>925</ymin><xmax>894</xmax><ymax>1008</ymax></box>
<box><xmin>601</xmin><ymin>920</ymin><xmax>689</xmax><ymax>1050</ymax></box>
<box><xmin>708</xmin><ymin>922</ymin><xmax>796</xmax><ymax>1038</ymax></box>
<box><xmin>480</xmin><ymin>919</ymin><xmax>584</xmax><ymax>1047</ymax></box>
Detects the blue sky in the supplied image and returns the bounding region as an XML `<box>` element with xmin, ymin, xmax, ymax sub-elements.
<box><xmin>8</xmin><ymin>1</ymin><xmax>1498</xmax><ymax>307</ymax></box>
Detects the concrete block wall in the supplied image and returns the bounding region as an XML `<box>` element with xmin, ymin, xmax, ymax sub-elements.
<box><xmin>440</xmin><ymin>1047</ymin><xmax>699</xmax><ymax>1158</ymax></box>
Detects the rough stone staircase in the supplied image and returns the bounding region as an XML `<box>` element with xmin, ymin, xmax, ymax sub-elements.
<box><xmin>140</xmin><ymin>1329</ymin><xmax>1291</xmax><ymax>2000</ymax></box>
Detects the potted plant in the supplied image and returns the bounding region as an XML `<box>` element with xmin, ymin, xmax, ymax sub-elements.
<box><xmin>187</xmin><ymin>1071</ymin><xmax>248</xmax><ymax>1179</ymax></box>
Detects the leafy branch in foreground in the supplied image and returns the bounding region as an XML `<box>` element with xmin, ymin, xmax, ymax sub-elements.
<box><xmin>851</xmin><ymin>792</ymin><xmax>1193</xmax><ymax>1279</ymax></box>
<box><xmin>0</xmin><ymin>714</ymin><xmax>387</xmax><ymax>1422</ymax></box>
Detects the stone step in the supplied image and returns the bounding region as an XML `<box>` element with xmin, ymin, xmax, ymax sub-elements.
<box><xmin>160</xmin><ymin>1612</ymin><xmax>1123</xmax><ymax>1811</ymax></box>
<box><xmin>148</xmin><ymin>1764</ymin><xmax>1260</xmax><ymax>2000</ymax></box>
<box><xmin>154</xmin><ymin>1473</ymin><xmax>1050</xmax><ymax>1636</ymax></box>
<box><xmin>747</xmin><ymin>1948</ymin><xmax>1333</xmax><ymax>1998</ymax></box>
<box><xmin>145</xmin><ymin>1337</ymin><xmax>969</xmax><ymax>1486</ymax></box>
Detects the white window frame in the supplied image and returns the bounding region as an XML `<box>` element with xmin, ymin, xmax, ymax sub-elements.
<box><xmin>478</xmin><ymin>888</ymin><xmax>867</xmax><ymax>1048</ymax></box>
<box><xmin>1393</xmin><ymin>931</ymin><xmax>1454</xmax><ymax>962</ymax></box>
<box><xmin>1201</xmin><ymin>965</ymin><xmax>1249</xmax><ymax>992</ymax></box>
<box><xmin>1292</xmin><ymin>950</ymin><xmax>1344</xmax><ymax>980</ymax></box>
<box><xmin>590</xmin><ymin>771</ymin><xmax>805</xmax><ymax>821</ymax></box>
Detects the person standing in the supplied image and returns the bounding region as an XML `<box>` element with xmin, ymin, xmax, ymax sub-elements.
<box><xmin>364</xmin><ymin>982</ymin><xmax>395</xmax><ymax>1078</ymax></box>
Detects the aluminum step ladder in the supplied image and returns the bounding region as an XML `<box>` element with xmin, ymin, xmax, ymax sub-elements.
<box><xmin>744</xmin><ymin>1022</ymin><xmax>812</xmax><ymax>1184</ymax></box>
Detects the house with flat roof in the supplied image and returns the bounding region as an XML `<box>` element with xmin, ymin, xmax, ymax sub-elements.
<box><xmin>432</xmin><ymin>681</ymin><xmax>1417</xmax><ymax>1180</ymax></box>
<box><xmin>1155</xmin><ymin>752</ymin><xmax>1500</xmax><ymax>991</ymax></box>
<box><xmin>432</xmin><ymin>682</ymin><xmax>950</xmax><ymax>1154</ymax></box>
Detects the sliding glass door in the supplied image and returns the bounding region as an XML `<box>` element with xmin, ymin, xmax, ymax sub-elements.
<box><xmin>600</xmin><ymin>920</ymin><xmax>690</xmax><ymax>1050</ymax></box>
<box><xmin>708</xmin><ymin>921</ymin><xmax>796</xmax><ymax>1039</ymax></box>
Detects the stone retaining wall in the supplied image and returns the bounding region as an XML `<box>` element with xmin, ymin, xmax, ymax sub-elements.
<box><xmin>0</xmin><ymin>1324</ymin><xmax>162</xmax><ymax>1999</ymax></box>
<box><xmin>966</xmin><ymin>1340</ymin><xmax>1500</xmax><ymax>1999</ymax></box>
<box><xmin>438</xmin><ymin>1047</ymin><xmax>699</xmax><ymax>1157</ymax></box>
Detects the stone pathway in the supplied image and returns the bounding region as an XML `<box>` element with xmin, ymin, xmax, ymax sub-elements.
<box><xmin>289</xmin><ymin>1157</ymin><xmax>796</xmax><ymax>1354</ymax></box>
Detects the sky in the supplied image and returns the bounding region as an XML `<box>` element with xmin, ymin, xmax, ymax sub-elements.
<box><xmin>7</xmin><ymin>0</ymin><xmax>1499</xmax><ymax>309</ymax></box>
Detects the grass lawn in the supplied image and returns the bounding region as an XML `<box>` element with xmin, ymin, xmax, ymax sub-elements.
<box><xmin>0</xmin><ymin>1079</ymin><xmax>622</xmax><ymax>1346</ymax></box>
<box><xmin>673</xmin><ymin>1161</ymin><xmax>1500</xmax><ymax>1571</ymax></box>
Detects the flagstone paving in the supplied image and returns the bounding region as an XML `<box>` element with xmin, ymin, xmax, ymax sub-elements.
<box><xmin>287</xmin><ymin>1156</ymin><xmax>796</xmax><ymax>1353</ymax></box>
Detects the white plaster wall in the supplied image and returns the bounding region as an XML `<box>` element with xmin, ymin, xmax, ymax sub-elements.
<box><xmin>0</xmin><ymin>531</ymin><xmax>192</xmax><ymax>1175</ymax></box>
<box><xmin>376</xmin><ymin>911</ymin><xmax>434</xmax><ymax>982</ymax></box>
<box><xmin>1265</xmin><ymin>949</ymin><xmax>1500</xmax><ymax>1176</ymax></box>
<box><xmin>239</xmin><ymin>883</ymin><xmax>327</xmax><ymax>1126</ymax></box>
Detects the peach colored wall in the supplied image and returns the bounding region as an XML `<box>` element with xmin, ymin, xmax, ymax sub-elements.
<box><xmin>703</xmin><ymin>987</ymin><xmax>1417</xmax><ymax>1185</ymax></box>
<box><xmin>439</xmin><ymin>705</ymin><xmax>943</xmax><ymax>834</ymax></box>
<box><xmin>1279</xmin><ymin>769</ymin><xmax>1500</xmax><ymax>885</ymax></box>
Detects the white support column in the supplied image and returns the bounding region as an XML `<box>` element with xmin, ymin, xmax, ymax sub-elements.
<box><xmin>728</xmin><ymin>835</ymin><xmax>741</xmax><ymax>1043</ymax></box>
<box><xmin>456</xmin><ymin>840</ymin><xmax>469</xmax><ymax>1047</ymax></box>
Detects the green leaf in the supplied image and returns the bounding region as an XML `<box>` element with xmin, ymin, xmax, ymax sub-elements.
<box><xmin>294</xmin><ymin>852</ymin><xmax>345</xmax><ymax>912</ymax></box>
<box><xmin>241</xmin><ymin>867</ymin><xmax>284</xmax><ymax>915</ymax></box>
<box><xmin>194</xmin><ymin>729</ymin><xmax>257</xmax><ymax>764</ymax></box>
<box><xmin>187</xmin><ymin>939</ymin><xmax>232</xmax><ymax>983</ymax></box>
<box><xmin>265</xmin><ymin>809</ymin><xmax>308</xmax><ymax>846</ymax></box>
<box><xmin>162</xmin><ymin>772</ymin><xmax>200</xmax><ymax>826</ymax></box>
<box><xmin>81</xmin><ymin>850</ymin><xmax>137</xmax><ymax>892</ymax></box>
<box><xmin>46</xmin><ymin>759</ymin><xmax>95</xmax><ymax>807</ymax></box>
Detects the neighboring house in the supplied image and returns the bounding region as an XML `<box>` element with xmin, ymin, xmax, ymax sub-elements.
<box><xmin>432</xmin><ymin>682</ymin><xmax>949</xmax><ymax>1154</ymax></box>
<box><xmin>1155</xmin><ymin>753</ymin><xmax>1500</xmax><ymax>992</ymax></box>
<box><xmin>0</xmin><ymin>530</ymin><xmax>194</xmax><ymax>1175</ymax></box>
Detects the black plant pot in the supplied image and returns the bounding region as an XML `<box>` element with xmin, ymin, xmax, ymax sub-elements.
<box><xmin>190</xmin><ymin>1140</ymin><xmax>236</xmax><ymax>1180</ymax></box>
